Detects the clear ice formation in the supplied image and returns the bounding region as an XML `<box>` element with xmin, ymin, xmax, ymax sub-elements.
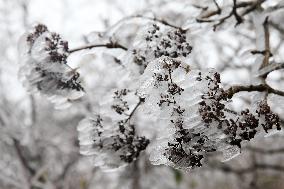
<box><xmin>77</xmin><ymin>89</ymin><xmax>149</xmax><ymax>171</ymax></box>
<box><xmin>137</xmin><ymin>57</ymin><xmax>281</xmax><ymax>171</ymax></box>
<box><xmin>18</xmin><ymin>24</ymin><xmax>84</xmax><ymax>109</ymax></box>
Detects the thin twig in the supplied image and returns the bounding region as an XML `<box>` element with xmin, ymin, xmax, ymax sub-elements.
<box><xmin>232</xmin><ymin>0</ymin><xmax>243</xmax><ymax>25</ymax></box>
<box><xmin>124</xmin><ymin>98</ymin><xmax>144</xmax><ymax>124</ymax></box>
<box><xmin>69</xmin><ymin>42</ymin><xmax>128</xmax><ymax>53</ymax></box>
<box><xmin>198</xmin><ymin>0</ymin><xmax>221</xmax><ymax>19</ymax></box>
<box><xmin>213</xmin><ymin>0</ymin><xmax>222</xmax><ymax>14</ymax></box>
<box><xmin>240</xmin><ymin>0</ymin><xmax>266</xmax><ymax>16</ymax></box>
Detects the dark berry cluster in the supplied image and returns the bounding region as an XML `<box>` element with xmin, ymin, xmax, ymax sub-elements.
<box><xmin>197</xmin><ymin>72</ymin><xmax>281</xmax><ymax>149</ymax></box>
<box><xmin>44</xmin><ymin>32</ymin><xmax>69</xmax><ymax>63</ymax></box>
<box><xmin>132</xmin><ymin>24</ymin><xmax>192</xmax><ymax>74</ymax></box>
<box><xmin>166</xmin><ymin>140</ymin><xmax>204</xmax><ymax>169</ymax></box>
<box><xmin>26</xmin><ymin>24</ymin><xmax>69</xmax><ymax>64</ymax></box>
<box><xmin>111</xmin><ymin>89</ymin><xmax>130</xmax><ymax>114</ymax></box>
<box><xmin>113</xmin><ymin>122</ymin><xmax>149</xmax><ymax>163</ymax></box>
<box><xmin>83</xmin><ymin>89</ymin><xmax>150</xmax><ymax>166</ymax></box>
<box><xmin>89</xmin><ymin>114</ymin><xmax>149</xmax><ymax>164</ymax></box>
<box><xmin>153</xmin><ymin>59</ymin><xmax>185</xmax><ymax>107</ymax></box>
<box><xmin>26</xmin><ymin>24</ymin><xmax>48</xmax><ymax>45</ymax></box>
<box><xmin>33</xmin><ymin>67</ymin><xmax>84</xmax><ymax>92</ymax></box>
<box><xmin>145</xmin><ymin>24</ymin><xmax>192</xmax><ymax>59</ymax></box>
<box><xmin>198</xmin><ymin>72</ymin><xmax>227</xmax><ymax>127</ymax></box>
<box><xmin>148</xmin><ymin>59</ymin><xmax>217</xmax><ymax>169</ymax></box>
<box><xmin>168</xmin><ymin>104</ymin><xmax>217</xmax><ymax>168</ymax></box>
<box><xmin>133</xmin><ymin>49</ymin><xmax>147</xmax><ymax>71</ymax></box>
<box><xmin>256</xmin><ymin>101</ymin><xmax>281</xmax><ymax>132</ymax></box>
<box><xmin>165</xmin><ymin>129</ymin><xmax>217</xmax><ymax>169</ymax></box>
<box><xmin>56</xmin><ymin>72</ymin><xmax>84</xmax><ymax>91</ymax></box>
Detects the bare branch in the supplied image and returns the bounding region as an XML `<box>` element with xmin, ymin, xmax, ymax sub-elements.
<box><xmin>240</xmin><ymin>0</ymin><xmax>266</xmax><ymax>16</ymax></box>
<box><xmin>226</xmin><ymin>84</ymin><xmax>284</xmax><ymax>98</ymax></box>
<box><xmin>232</xmin><ymin>0</ymin><xmax>243</xmax><ymax>26</ymax></box>
<box><xmin>196</xmin><ymin>0</ymin><xmax>266</xmax><ymax>31</ymax></box>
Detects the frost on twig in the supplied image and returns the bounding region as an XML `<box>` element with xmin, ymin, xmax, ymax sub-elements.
<box><xmin>18</xmin><ymin>24</ymin><xmax>84</xmax><ymax>109</ymax></box>
<box><xmin>137</xmin><ymin>57</ymin><xmax>281</xmax><ymax>171</ymax></box>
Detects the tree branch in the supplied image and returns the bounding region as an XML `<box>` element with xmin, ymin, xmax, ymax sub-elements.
<box><xmin>196</xmin><ymin>0</ymin><xmax>266</xmax><ymax>31</ymax></box>
<box><xmin>124</xmin><ymin>98</ymin><xmax>144</xmax><ymax>124</ymax></box>
<box><xmin>69</xmin><ymin>42</ymin><xmax>128</xmax><ymax>53</ymax></box>
<box><xmin>226</xmin><ymin>84</ymin><xmax>284</xmax><ymax>98</ymax></box>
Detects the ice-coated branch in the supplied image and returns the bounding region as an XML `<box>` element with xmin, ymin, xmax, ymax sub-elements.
<box><xmin>260</xmin><ymin>16</ymin><xmax>271</xmax><ymax>70</ymax></box>
<box><xmin>226</xmin><ymin>84</ymin><xmax>284</xmax><ymax>98</ymax></box>
<box><xmin>68</xmin><ymin>14</ymin><xmax>186</xmax><ymax>54</ymax></box>
<box><xmin>124</xmin><ymin>97</ymin><xmax>144</xmax><ymax>124</ymax></box>
<box><xmin>257</xmin><ymin>62</ymin><xmax>284</xmax><ymax>77</ymax></box>
<box><xmin>68</xmin><ymin>42</ymin><xmax>128</xmax><ymax>53</ymax></box>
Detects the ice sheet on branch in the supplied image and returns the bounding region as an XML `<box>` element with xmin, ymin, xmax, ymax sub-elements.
<box><xmin>137</xmin><ymin>57</ymin><xmax>281</xmax><ymax>171</ymax></box>
<box><xmin>18</xmin><ymin>24</ymin><xmax>84</xmax><ymax>109</ymax></box>
<box><xmin>124</xmin><ymin>23</ymin><xmax>192</xmax><ymax>75</ymax></box>
<box><xmin>77</xmin><ymin>88</ymin><xmax>149</xmax><ymax>171</ymax></box>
